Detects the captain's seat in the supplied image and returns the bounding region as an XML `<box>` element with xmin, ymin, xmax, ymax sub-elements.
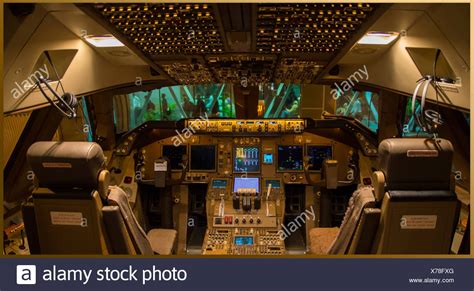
<box><xmin>22</xmin><ymin>141</ymin><xmax>177</xmax><ymax>255</ymax></box>
<box><xmin>309</xmin><ymin>138</ymin><xmax>460</xmax><ymax>254</ymax></box>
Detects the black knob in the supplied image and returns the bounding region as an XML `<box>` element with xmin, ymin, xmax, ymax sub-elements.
<box><xmin>256</xmin><ymin>218</ymin><xmax>261</xmax><ymax>224</ymax></box>
<box><xmin>242</xmin><ymin>218</ymin><xmax>246</xmax><ymax>224</ymax></box>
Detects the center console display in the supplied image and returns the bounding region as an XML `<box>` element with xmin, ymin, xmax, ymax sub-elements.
<box><xmin>234</xmin><ymin>236</ymin><xmax>254</xmax><ymax>245</ymax></box>
<box><xmin>277</xmin><ymin>145</ymin><xmax>303</xmax><ymax>171</ymax></box>
<box><xmin>233</xmin><ymin>177</ymin><xmax>260</xmax><ymax>193</ymax></box>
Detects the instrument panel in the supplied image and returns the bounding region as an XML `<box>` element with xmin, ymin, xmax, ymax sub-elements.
<box><xmin>133</xmin><ymin>128</ymin><xmax>357</xmax><ymax>255</ymax></box>
<box><xmin>140</xmin><ymin>132</ymin><xmax>355</xmax><ymax>185</ymax></box>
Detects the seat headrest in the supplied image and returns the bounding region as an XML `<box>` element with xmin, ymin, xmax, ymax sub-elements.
<box><xmin>378</xmin><ymin>138</ymin><xmax>453</xmax><ymax>191</ymax></box>
<box><xmin>27</xmin><ymin>141</ymin><xmax>105</xmax><ymax>190</ymax></box>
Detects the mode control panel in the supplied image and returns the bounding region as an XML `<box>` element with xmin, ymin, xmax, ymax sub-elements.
<box><xmin>184</xmin><ymin>119</ymin><xmax>306</xmax><ymax>135</ymax></box>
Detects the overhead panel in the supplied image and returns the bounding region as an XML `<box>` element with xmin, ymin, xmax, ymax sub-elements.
<box><xmin>91</xmin><ymin>3</ymin><xmax>378</xmax><ymax>85</ymax></box>
<box><xmin>256</xmin><ymin>3</ymin><xmax>375</xmax><ymax>54</ymax></box>
<box><xmin>95</xmin><ymin>3</ymin><xmax>225</xmax><ymax>55</ymax></box>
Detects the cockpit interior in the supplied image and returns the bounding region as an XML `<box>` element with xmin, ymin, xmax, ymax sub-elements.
<box><xmin>3</xmin><ymin>3</ymin><xmax>470</xmax><ymax>256</ymax></box>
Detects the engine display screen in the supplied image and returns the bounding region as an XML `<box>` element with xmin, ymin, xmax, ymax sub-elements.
<box><xmin>212</xmin><ymin>179</ymin><xmax>227</xmax><ymax>189</ymax></box>
<box><xmin>234</xmin><ymin>236</ymin><xmax>254</xmax><ymax>246</ymax></box>
<box><xmin>233</xmin><ymin>177</ymin><xmax>260</xmax><ymax>193</ymax></box>
<box><xmin>307</xmin><ymin>145</ymin><xmax>333</xmax><ymax>171</ymax></box>
<box><xmin>190</xmin><ymin>145</ymin><xmax>216</xmax><ymax>171</ymax></box>
<box><xmin>162</xmin><ymin>145</ymin><xmax>187</xmax><ymax>170</ymax></box>
<box><xmin>277</xmin><ymin>145</ymin><xmax>303</xmax><ymax>171</ymax></box>
<box><xmin>234</xmin><ymin>146</ymin><xmax>260</xmax><ymax>173</ymax></box>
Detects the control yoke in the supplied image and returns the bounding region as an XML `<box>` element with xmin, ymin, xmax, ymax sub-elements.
<box><xmin>172</xmin><ymin>154</ymin><xmax>189</xmax><ymax>185</ymax></box>
<box><xmin>303</xmin><ymin>156</ymin><xmax>321</xmax><ymax>186</ymax></box>
<box><xmin>303</xmin><ymin>156</ymin><xmax>339</xmax><ymax>189</ymax></box>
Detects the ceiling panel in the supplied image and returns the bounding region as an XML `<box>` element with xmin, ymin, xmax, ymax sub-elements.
<box><xmin>91</xmin><ymin>3</ymin><xmax>379</xmax><ymax>85</ymax></box>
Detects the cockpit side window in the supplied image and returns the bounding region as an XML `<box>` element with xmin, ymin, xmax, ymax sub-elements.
<box><xmin>334</xmin><ymin>89</ymin><xmax>379</xmax><ymax>133</ymax></box>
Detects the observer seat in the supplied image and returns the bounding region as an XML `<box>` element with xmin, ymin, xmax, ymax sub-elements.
<box><xmin>22</xmin><ymin>141</ymin><xmax>177</xmax><ymax>255</ymax></box>
<box><xmin>309</xmin><ymin>138</ymin><xmax>460</xmax><ymax>254</ymax></box>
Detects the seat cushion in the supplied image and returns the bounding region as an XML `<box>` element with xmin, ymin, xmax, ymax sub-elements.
<box><xmin>308</xmin><ymin>228</ymin><xmax>339</xmax><ymax>255</ymax></box>
<box><xmin>147</xmin><ymin>229</ymin><xmax>177</xmax><ymax>255</ymax></box>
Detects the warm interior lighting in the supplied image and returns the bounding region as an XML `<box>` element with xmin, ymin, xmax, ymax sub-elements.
<box><xmin>84</xmin><ymin>35</ymin><xmax>125</xmax><ymax>47</ymax></box>
<box><xmin>357</xmin><ymin>31</ymin><xmax>399</xmax><ymax>45</ymax></box>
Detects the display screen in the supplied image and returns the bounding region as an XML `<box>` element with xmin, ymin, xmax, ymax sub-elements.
<box><xmin>234</xmin><ymin>146</ymin><xmax>260</xmax><ymax>173</ymax></box>
<box><xmin>212</xmin><ymin>179</ymin><xmax>227</xmax><ymax>189</ymax></box>
<box><xmin>263</xmin><ymin>153</ymin><xmax>273</xmax><ymax>164</ymax></box>
<box><xmin>190</xmin><ymin>145</ymin><xmax>216</xmax><ymax>171</ymax></box>
<box><xmin>233</xmin><ymin>177</ymin><xmax>259</xmax><ymax>193</ymax></box>
<box><xmin>234</xmin><ymin>236</ymin><xmax>254</xmax><ymax>246</ymax></box>
<box><xmin>162</xmin><ymin>145</ymin><xmax>187</xmax><ymax>170</ymax></box>
<box><xmin>277</xmin><ymin>145</ymin><xmax>303</xmax><ymax>171</ymax></box>
<box><xmin>265</xmin><ymin>179</ymin><xmax>281</xmax><ymax>189</ymax></box>
<box><xmin>307</xmin><ymin>145</ymin><xmax>333</xmax><ymax>171</ymax></box>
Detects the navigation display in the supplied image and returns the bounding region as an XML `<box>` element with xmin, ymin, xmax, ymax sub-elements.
<box><xmin>162</xmin><ymin>145</ymin><xmax>187</xmax><ymax>170</ymax></box>
<box><xmin>233</xmin><ymin>177</ymin><xmax>260</xmax><ymax>193</ymax></box>
<box><xmin>277</xmin><ymin>145</ymin><xmax>303</xmax><ymax>171</ymax></box>
<box><xmin>190</xmin><ymin>145</ymin><xmax>216</xmax><ymax>171</ymax></box>
<box><xmin>234</xmin><ymin>146</ymin><xmax>260</xmax><ymax>173</ymax></box>
<box><xmin>307</xmin><ymin>145</ymin><xmax>333</xmax><ymax>171</ymax></box>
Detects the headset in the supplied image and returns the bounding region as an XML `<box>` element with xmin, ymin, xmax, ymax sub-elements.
<box><xmin>37</xmin><ymin>77</ymin><xmax>78</xmax><ymax>118</ymax></box>
<box><xmin>35</xmin><ymin>51</ymin><xmax>78</xmax><ymax>119</ymax></box>
<box><xmin>410</xmin><ymin>49</ymin><xmax>447</xmax><ymax>135</ymax></box>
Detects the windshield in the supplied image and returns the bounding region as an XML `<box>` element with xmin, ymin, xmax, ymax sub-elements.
<box><xmin>112</xmin><ymin>83</ymin><xmax>379</xmax><ymax>134</ymax></box>
<box><xmin>113</xmin><ymin>84</ymin><xmax>236</xmax><ymax>133</ymax></box>
<box><xmin>258</xmin><ymin>83</ymin><xmax>301</xmax><ymax>118</ymax></box>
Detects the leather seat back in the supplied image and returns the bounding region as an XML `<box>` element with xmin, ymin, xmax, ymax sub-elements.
<box><xmin>372</xmin><ymin>138</ymin><xmax>460</xmax><ymax>254</ymax></box>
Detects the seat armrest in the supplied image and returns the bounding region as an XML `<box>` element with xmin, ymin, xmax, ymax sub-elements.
<box><xmin>308</xmin><ymin>227</ymin><xmax>339</xmax><ymax>255</ymax></box>
<box><xmin>348</xmin><ymin>208</ymin><xmax>381</xmax><ymax>254</ymax></box>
